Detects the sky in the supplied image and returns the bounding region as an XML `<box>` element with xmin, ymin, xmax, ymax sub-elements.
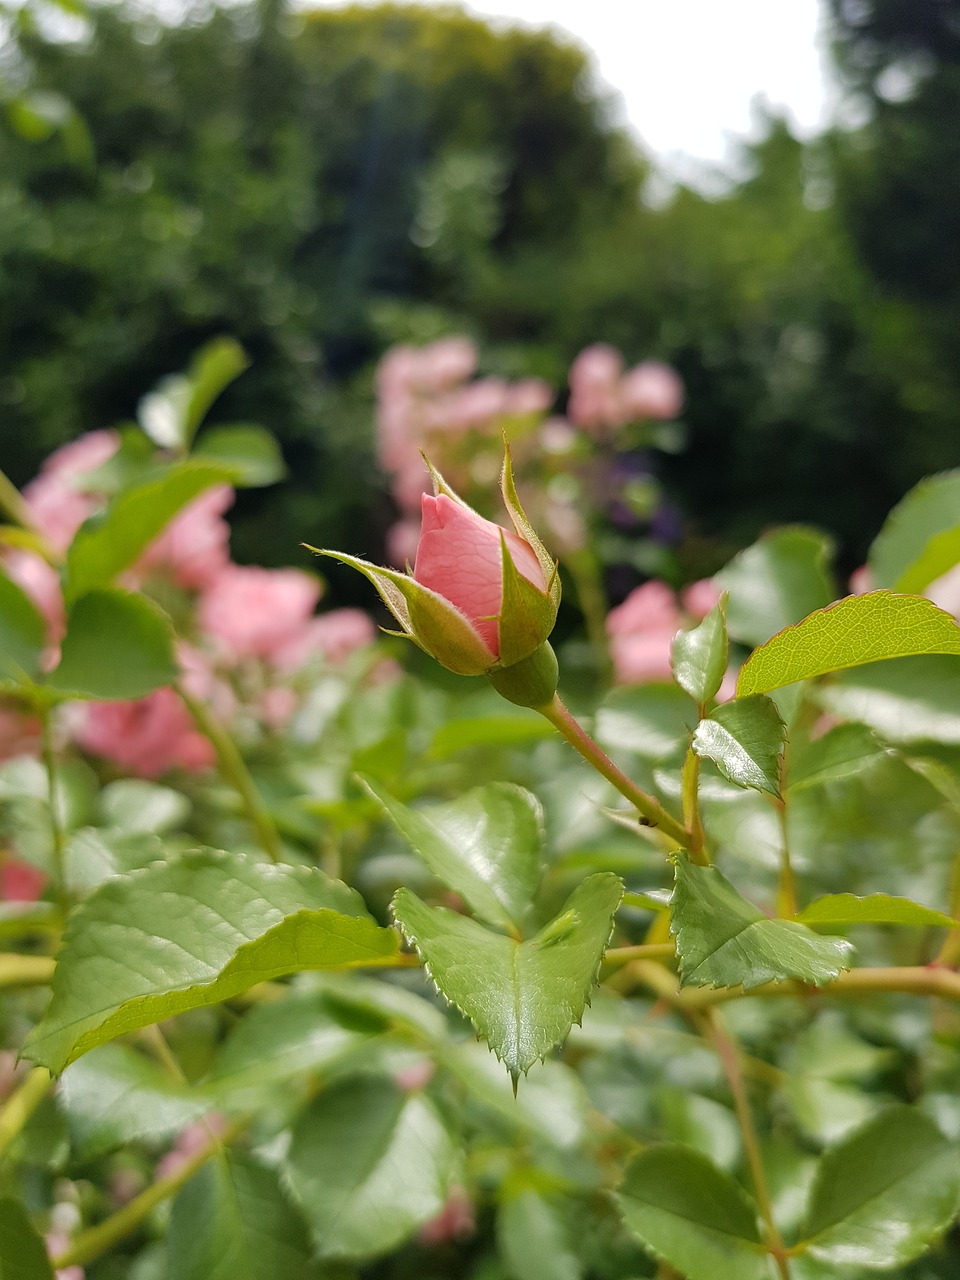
<box><xmin>313</xmin><ymin>0</ymin><xmax>836</xmax><ymax>175</ymax></box>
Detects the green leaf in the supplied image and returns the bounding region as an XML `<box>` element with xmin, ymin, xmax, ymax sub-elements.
<box><xmin>715</xmin><ymin>526</ymin><xmax>835</xmax><ymax>647</ymax></box>
<box><xmin>193</xmin><ymin>424</ymin><xmax>286</xmax><ymax>488</ymax></box>
<box><xmin>868</xmin><ymin>470</ymin><xmax>960</xmax><ymax>589</ymax></box>
<box><xmin>595</xmin><ymin>685</ymin><xmax>694</xmax><ymax>760</ymax></box>
<box><xmin>0</xmin><ymin>1197</ymin><xmax>54</xmax><ymax>1280</ymax></box>
<box><xmin>0</xmin><ymin>571</ymin><xmax>46</xmax><ymax>688</ymax></box>
<box><xmin>671</xmin><ymin>597</ymin><xmax>729</xmax><ymax>705</ymax></box>
<box><xmin>63</xmin><ymin>827</ymin><xmax>164</xmax><ymax>892</ymax></box>
<box><xmin>671</xmin><ymin>854</ymin><xmax>853</xmax><ymax>990</ymax></box>
<box><xmin>392</xmin><ymin>873</ymin><xmax>622</xmax><ymax>1080</ymax></box>
<box><xmin>138</xmin><ymin>337</ymin><xmax>249</xmax><ymax>451</ymax></box>
<box><xmin>799</xmin><ymin>1106</ymin><xmax>960</xmax><ymax>1268</ymax></box>
<box><xmin>816</xmin><ymin>655</ymin><xmax>960</xmax><ymax>744</ymax></box>
<box><xmin>796</xmin><ymin>893</ymin><xmax>957</xmax><ymax>929</ymax></box>
<box><xmin>23</xmin><ymin>850</ymin><xmax>398</xmax><ymax>1073</ymax></box>
<box><xmin>169</xmin><ymin>1153</ymin><xmax>319</xmax><ymax>1280</ymax></box>
<box><xmin>64</xmin><ymin>462</ymin><xmax>227</xmax><ymax>603</ymax></box>
<box><xmin>896</xmin><ymin>524</ymin><xmax>960</xmax><ymax>594</ymax></box>
<box><xmin>47</xmin><ymin>589</ymin><xmax>178</xmax><ymax>701</ymax></box>
<box><xmin>97</xmin><ymin>779</ymin><xmax>190</xmax><ymax>833</ymax></box>
<box><xmin>786</xmin><ymin>723</ymin><xmax>887</xmax><ymax>791</ymax></box>
<box><xmin>693</xmin><ymin>696</ymin><xmax>785</xmax><ymax>796</ymax></box>
<box><xmin>59</xmin><ymin>1043</ymin><xmax>210</xmax><ymax>1159</ymax></box>
<box><xmin>498</xmin><ymin>1190</ymin><xmax>583</xmax><ymax>1280</ymax></box>
<box><xmin>362</xmin><ymin>777</ymin><xmax>543</xmax><ymax>932</ymax></box>
<box><xmin>428</xmin><ymin>713</ymin><xmax>554</xmax><ymax>758</ymax></box>
<box><xmin>615</xmin><ymin>1146</ymin><xmax>773</xmax><ymax>1280</ymax></box>
<box><xmin>284</xmin><ymin>1075</ymin><xmax>456</xmax><ymax>1259</ymax></box>
<box><xmin>737</xmin><ymin>591</ymin><xmax>960</xmax><ymax>697</ymax></box>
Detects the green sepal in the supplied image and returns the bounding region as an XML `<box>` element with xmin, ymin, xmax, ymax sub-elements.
<box><xmin>497</xmin><ymin>532</ymin><xmax>560</xmax><ymax>668</ymax></box>
<box><xmin>501</xmin><ymin>442</ymin><xmax>560</xmax><ymax>605</ymax></box>
<box><xmin>487</xmin><ymin>642</ymin><xmax>559</xmax><ymax>709</ymax></box>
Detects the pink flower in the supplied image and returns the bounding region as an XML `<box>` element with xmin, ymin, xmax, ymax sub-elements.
<box><xmin>568</xmin><ymin>344</ymin><xmax>624</xmax><ymax>431</ymax></box>
<box><xmin>503</xmin><ymin>378</ymin><xmax>553</xmax><ymax>418</ymax></box>
<box><xmin>417</xmin><ymin>1187</ymin><xmax>475</xmax><ymax>1245</ymax></box>
<box><xmin>606</xmin><ymin>581</ymin><xmax>682</xmax><ymax>685</ymax></box>
<box><xmin>72</xmin><ymin>688</ymin><xmax>214</xmax><ymax>778</ymax></box>
<box><xmin>0</xmin><ymin>703</ymin><xmax>41</xmax><ymax>762</ymax></box>
<box><xmin>414</xmin><ymin>493</ymin><xmax>547</xmax><ymax>659</ymax></box>
<box><xmin>22</xmin><ymin>430</ymin><xmax>118</xmax><ymax>554</ymax></box>
<box><xmin>274</xmin><ymin>609</ymin><xmax>376</xmax><ymax>670</ymax></box>
<box><xmin>619</xmin><ymin>361</ymin><xmax>684</xmax><ymax>420</ymax></box>
<box><xmin>136</xmin><ymin>485</ymin><xmax>234</xmax><ymax>589</ymax></box>
<box><xmin>414</xmin><ymin>337</ymin><xmax>477</xmax><ymax>391</ymax></box>
<box><xmin>681</xmin><ymin>578</ymin><xmax>722</xmax><ymax>620</ymax></box>
<box><xmin>849</xmin><ymin>564</ymin><xmax>873</xmax><ymax>595</ymax></box>
<box><xmin>198</xmin><ymin>565</ymin><xmax>322</xmax><ymax>663</ymax></box>
<box><xmin>4</xmin><ymin>551</ymin><xmax>65</xmax><ymax>646</ymax></box>
<box><xmin>0</xmin><ymin>858</ymin><xmax>47</xmax><ymax>901</ymax></box>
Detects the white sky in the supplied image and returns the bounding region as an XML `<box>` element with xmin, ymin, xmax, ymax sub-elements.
<box><xmin>313</xmin><ymin>0</ymin><xmax>836</xmax><ymax>173</ymax></box>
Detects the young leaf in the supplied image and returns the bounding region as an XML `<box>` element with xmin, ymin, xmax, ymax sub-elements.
<box><xmin>392</xmin><ymin>873</ymin><xmax>623</xmax><ymax>1080</ymax></box>
<box><xmin>715</xmin><ymin>526</ymin><xmax>835</xmax><ymax>647</ymax></box>
<box><xmin>23</xmin><ymin>850</ymin><xmax>398</xmax><ymax>1073</ymax></box>
<box><xmin>672</xmin><ymin>854</ymin><xmax>853</xmax><ymax>990</ymax></box>
<box><xmin>64</xmin><ymin>462</ymin><xmax>227</xmax><ymax>603</ymax></box>
<box><xmin>796</xmin><ymin>893</ymin><xmax>957</xmax><ymax>929</ymax></box>
<box><xmin>867</xmin><ymin>470</ymin><xmax>960</xmax><ymax>589</ymax></box>
<box><xmin>192</xmin><ymin>424</ymin><xmax>286</xmax><ymax>488</ymax></box>
<box><xmin>798</xmin><ymin>1106</ymin><xmax>960</xmax><ymax>1268</ymax></box>
<box><xmin>671</xmin><ymin>597</ymin><xmax>728</xmax><ymax>705</ymax></box>
<box><xmin>615</xmin><ymin>1146</ymin><xmax>773</xmax><ymax>1280</ymax></box>
<box><xmin>284</xmin><ymin>1076</ymin><xmax>456</xmax><ymax>1260</ymax></box>
<box><xmin>138</xmin><ymin>337</ymin><xmax>249</xmax><ymax>451</ymax></box>
<box><xmin>362</xmin><ymin>777</ymin><xmax>543</xmax><ymax>932</ymax></box>
<box><xmin>47</xmin><ymin>589</ymin><xmax>178</xmax><ymax>701</ymax></box>
<box><xmin>0</xmin><ymin>571</ymin><xmax>46</xmax><ymax>688</ymax></box>
<box><xmin>498</xmin><ymin>1190</ymin><xmax>583</xmax><ymax>1280</ymax></box>
<box><xmin>736</xmin><ymin>592</ymin><xmax>960</xmax><ymax>697</ymax></box>
<box><xmin>0</xmin><ymin>1197</ymin><xmax>54</xmax><ymax>1280</ymax></box>
<box><xmin>168</xmin><ymin>1153</ymin><xmax>320</xmax><ymax>1280</ymax></box>
<box><xmin>692</xmin><ymin>696</ymin><xmax>785</xmax><ymax>796</ymax></box>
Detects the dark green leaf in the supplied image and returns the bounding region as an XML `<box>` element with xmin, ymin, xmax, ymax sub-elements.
<box><xmin>23</xmin><ymin>850</ymin><xmax>398</xmax><ymax>1073</ymax></box>
<box><xmin>284</xmin><ymin>1076</ymin><xmax>455</xmax><ymax>1259</ymax></box>
<box><xmin>47</xmin><ymin>590</ymin><xmax>178</xmax><ymax>701</ymax></box>
<box><xmin>796</xmin><ymin>893</ymin><xmax>957</xmax><ymax>929</ymax></box>
<box><xmin>693</xmin><ymin>696</ymin><xmax>785</xmax><ymax>796</ymax></box>
<box><xmin>868</xmin><ymin>470</ymin><xmax>960</xmax><ymax>589</ymax></box>
<box><xmin>193</xmin><ymin>425</ymin><xmax>286</xmax><ymax>488</ymax></box>
<box><xmin>715</xmin><ymin>526</ymin><xmax>835</xmax><ymax>647</ymax></box>
<box><xmin>671</xmin><ymin>597</ymin><xmax>729</xmax><ymax>705</ymax></box>
<box><xmin>392</xmin><ymin>873</ymin><xmax>622</xmax><ymax>1080</ymax></box>
<box><xmin>672</xmin><ymin>854</ymin><xmax>853</xmax><ymax>990</ymax></box>
<box><xmin>363</xmin><ymin>777</ymin><xmax>543</xmax><ymax>932</ymax></box>
<box><xmin>737</xmin><ymin>592</ymin><xmax>960</xmax><ymax>697</ymax></box>
<box><xmin>0</xmin><ymin>1197</ymin><xmax>54</xmax><ymax>1280</ymax></box>
<box><xmin>169</xmin><ymin>1153</ymin><xmax>319</xmax><ymax>1280</ymax></box>
<box><xmin>799</xmin><ymin>1106</ymin><xmax>960</xmax><ymax>1267</ymax></box>
<box><xmin>615</xmin><ymin>1146</ymin><xmax>773</xmax><ymax>1280</ymax></box>
<box><xmin>498</xmin><ymin>1190</ymin><xmax>582</xmax><ymax>1280</ymax></box>
<box><xmin>0</xmin><ymin>571</ymin><xmax>46</xmax><ymax>688</ymax></box>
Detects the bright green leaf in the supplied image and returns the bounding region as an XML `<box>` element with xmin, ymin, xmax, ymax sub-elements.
<box><xmin>672</xmin><ymin>854</ymin><xmax>853</xmax><ymax>990</ymax></box>
<box><xmin>868</xmin><ymin>470</ymin><xmax>960</xmax><ymax>589</ymax></box>
<box><xmin>796</xmin><ymin>893</ymin><xmax>957</xmax><ymax>929</ymax></box>
<box><xmin>193</xmin><ymin>425</ymin><xmax>286</xmax><ymax>488</ymax></box>
<box><xmin>737</xmin><ymin>591</ymin><xmax>960</xmax><ymax>697</ymax></box>
<box><xmin>63</xmin><ymin>827</ymin><xmax>164</xmax><ymax>892</ymax></box>
<box><xmin>498</xmin><ymin>1190</ymin><xmax>583</xmax><ymax>1280</ymax></box>
<box><xmin>64</xmin><ymin>462</ymin><xmax>227</xmax><ymax>603</ymax></box>
<box><xmin>392</xmin><ymin>873</ymin><xmax>622</xmax><ymax>1080</ymax></box>
<box><xmin>97</xmin><ymin>779</ymin><xmax>190</xmax><ymax>833</ymax></box>
<box><xmin>615</xmin><ymin>1146</ymin><xmax>774</xmax><ymax>1280</ymax></box>
<box><xmin>284</xmin><ymin>1075</ymin><xmax>456</xmax><ymax>1259</ymax></box>
<box><xmin>715</xmin><ymin>526</ymin><xmax>835</xmax><ymax>647</ymax></box>
<box><xmin>0</xmin><ymin>1197</ymin><xmax>54</xmax><ymax>1280</ymax></box>
<box><xmin>23</xmin><ymin>850</ymin><xmax>398</xmax><ymax>1073</ymax></box>
<box><xmin>799</xmin><ymin>1106</ymin><xmax>960</xmax><ymax>1268</ymax></box>
<box><xmin>0</xmin><ymin>571</ymin><xmax>46</xmax><ymax>688</ymax></box>
<box><xmin>363</xmin><ymin>777</ymin><xmax>543</xmax><ymax>932</ymax></box>
<box><xmin>671</xmin><ymin>597</ymin><xmax>728</xmax><ymax>705</ymax></box>
<box><xmin>693</xmin><ymin>695</ymin><xmax>785</xmax><ymax>796</ymax></box>
<box><xmin>47</xmin><ymin>590</ymin><xmax>178</xmax><ymax>701</ymax></box>
<box><xmin>138</xmin><ymin>338</ymin><xmax>249</xmax><ymax>451</ymax></box>
<box><xmin>897</xmin><ymin>524</ymin><xmax>960</xmax><ymax>594</ymax></box>
<box><xmin>169</xmin><ymin>1153</ymin><xmax>319</xmax><ymax>1280</ymax></box>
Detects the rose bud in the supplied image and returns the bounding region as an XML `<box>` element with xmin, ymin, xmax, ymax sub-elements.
<box><xmin>310</xmin><ymin>449</ymin><xmax>561</xmax><ymax>707</ymax></box>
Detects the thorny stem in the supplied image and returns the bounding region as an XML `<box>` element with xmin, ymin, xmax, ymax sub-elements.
<box><xmin>602</xmin><ymin>942</ymin><xmax>676</xmax><ymax>968</ymax></box>
<box><xmin>538</xmin><ymin>695</ymin><xmax>692</xmax><ymax>851</ymax></box>
<box><xmin>680</xmin><ymin>745</ymin><xmax>708</xmax><ymax>864</ymax></box>
<box><xmin>0</xmin><ymin>1067</ymin><xmax>52</xmax><ymax>1161</ymax></box>
<box><xmin>0</xmin><ymin>954</ymin><xmax>55</xmax><ymax>988</ymax></box>
<box><xmin>774</xmin><ymin>798</ymin><xmax>798</xmax><ymax>919</ymax></box>
<box><xmin>178</xmin><ymin>685</ymin><xmax>282</xmax><ymax>864</ymax></box>
<box><xmin>40</xmin><ymin>705</ymin><xmax>69</xmax><ymax>911</ymax></box>
<box><xmin>700</xmin><ymin>1011</ymin><xmax>791</xmax><ymax>1280</ymax></box>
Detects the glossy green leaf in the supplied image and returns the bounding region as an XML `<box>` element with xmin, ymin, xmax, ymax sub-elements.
<box><xmin>672</xmin><ymin>854</ymin><xmax>853</xmax><ymax>990</ymax></box>
<box><xmin>138</xmin><ymin>337</ymin><xmax>249</xmax><ymax>450</ymax></box>
<box><xmin>799</xmin><ymin>1106</ymin><xmax>960</xmax><ymax>1267</ymax></box>
<box><xmin>363</xmin><ymin>777</ymin><xmax>543</xmax><ymax>932</ymax></box>
<box><xmin>737</xmin><ymin>591</ymin><xmax>960</xmax><ymax>696</ymax></box>
<box><xmin>23</xmin><ymin>850</ymin><xmax>398</xmax><ymax>1072</ymax></box>
<box><xmin>193</xmin><ymin>424</ymin><xmax>286</xmax><ymax>488</ymax></box>
<box><xmin>63</xmin><ymin>827</ymin><xmax>164</xmax><ymax>892</ymax></box>
<box><xmin>786</xmin><ymin>723</ymin><xmax>887</xmax><ymax>791</ymax></box>
<box><xmin>97</xmin><ymin>779</ymin><xmax>190</xmax><ymax>833</ymax></box>
<box><xmin>868</xmin><ymin>470</ymin><xmax>960</xmax><ymax>589</ymax></box>
<box><xmin>897</xmin><ymin>524</ymin><xmax>960</xmax><ymax>594</ymax></box>
<box><xmin>0</xmin><ymin>571</ymin><xmax>46</xmax><ymax>688</ymax></box>
<box><xmin>615</xmin><ymin>1146</ymin><xmax>773</xmax><ymax>1280</ymax></box>
<box><xmin>816</xmin><ymin>655</ymin><xmax>960</xmax><ymax>743</ymax></box>
<box><xmin>671</xmin><ymin>596</ymin><xmax>728</xmax><ymax>705</ymax></box>
<box><xmin>498</xmin><ymin>1190</ymin><xmax>583</xmax><ymax>1280</ymax></box>
<box><xmin>59</xmin><ymin>1043</ymin><xmax>210</xmax><ymax>1159</ymax></box>
<box><xmin>0</xmin><ymin>1197</ymin><xmax>54</xmax><ymax>1280</ymax></box>
<box><xmin>715</xmin><ymin>526</ymin><xmax>835</xmax><ymax>647</ymax></box>
<box><xmin>393</xmin><ymin>873</ymin><xmax>622</xmax><ymax>1080</ymax></box>
<box><xmin>796</xmin><ymin>893</ymin><xmax>957</xmax><ymax>929</ymax></box>
<box><xmin>47</xmin><ymin>589</ymin><xmax>178</xmax><ymax>701</ymax></box>
<box><xmin>284</xmin><ymin>1075</ymin><xmax>455</xmax><ymax>1259</ymax></box>
<box><xmin>428</xmin><ymin>713</ymin><xmax>554</xmax><ymax>758</ymax></box>
<box><xmin>693</xmin><ymin>695</ymin><xmax>785</xmax><ymax>796</ymax></box>
<box><xmin>595</xmin><ymin>684</ymin><xmax>694</xmax><ymax>760</ymax></box>
<box><xmin>169</xmin><ymin>1153</ymin><xmax>318</xmax><ymax>1280</ymax></box>
<box><xmin>64</xmin><ymin>462</ymin><xmax>227</xmax><ymax>603</ymax></box>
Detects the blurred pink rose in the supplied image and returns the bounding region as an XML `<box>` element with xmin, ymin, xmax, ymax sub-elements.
<box><xmin>848</xmin><ymin>565</ymin><xmax>873</xmax><ymax>595</ymax></box>
<box><xmin>681</xmin><ymin>578</ymin><xmax>721</xmax><ymax>620</ymax></box>
<box><xmin>4</xmin><ymin>551</ymin><xmax>65</xmax><ymax>646</ymax></box>
<box><xmin>198</xmin><ymin>565</ymin><xmax>322</xmax><ymax>663</ymax></box>
<box><xmin>274</xmin><ymin>609</ymin><xmax>376</xmax><ymax>670</ymax></box>
<box><xmin>22</xmin><ymin>430</ymin><xmax>119</xmax><ymax>554</ymax></box>
<box><xmin>417</xmin><ymin>1186</ymin><xmax>475</xmax><ymax>1245</ymax></box>
<box><xmin>413</xmin><ymin>337</ymin><xmax>477</xmax><ymax>391</ymax></box>
<box><xmin>619</xmin><ymin>361</ymin><xmax>684</xmax><ymax>420</ymax></box>
<box><xmin>0</xmin><ymin>703</ymin><xmax>41</xmax><ymax>762</ymax></box>
<box><xmin>155</xmin><ymin>1115</ymin><xmax>229</xmax><ymax>1182</ymax></box>
<box><xmin>606</xmin><ymin>581</ymin><xmax>682</xmax><ymax>685</ymax></box>
<box><xmin>136</xmin><ymin>485</ymin><xmax>234</xmax><ymax>589</ymax></box>
<box><xmin>72</xmin><ymin>688</ymin><xmax>215</xmax><ymax>778</ymax></box>
<box><xmin>503</xmin><ymin>377</ymin><xmax>553</xmax><ymax>418</ymax></box>
<box><xmin>392</xmin><ymin>1058</ymin><xmax>435</xmax><ymax>1093</ymax></box>
<box><xmin>568</xmin><ymin>344</ymin><xmax>624</xmax><ymax>431</ymax></box>
<box><xmin>258</xmin><ymin>686</ymin><xmax>299</xmax><ymax>729</ymax></box>
<box><xmin>386</xmin><ymin>518</ymin><xmax>422</xmax><ymax>567</ymax></box>
<box><xmin>0</xmin><ymin>857</ymin><xmax>47</xmax><ymax>902</ymax></box>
